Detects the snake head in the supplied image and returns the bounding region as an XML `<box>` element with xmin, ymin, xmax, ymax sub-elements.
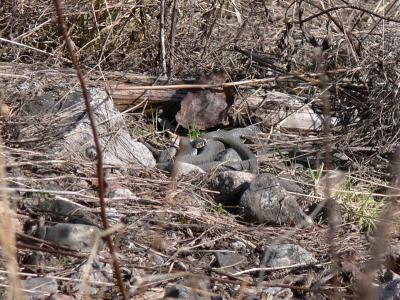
<box><xmin>191</xmin><ymin>138</ymin><xmax>207</xmax><ymax>149</ymax></box>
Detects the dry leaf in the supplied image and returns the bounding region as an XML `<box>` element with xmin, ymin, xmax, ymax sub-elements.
<box><xmin>176</xmin><ymin>72</ymin><xmax>234</xmax><ymax>130</ymax></box>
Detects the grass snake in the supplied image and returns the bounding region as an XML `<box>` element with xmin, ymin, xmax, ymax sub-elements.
<box><xmin>156</xmin><ymin>128</ymin><xmax>258</xmax><ymax>173</ymax></box>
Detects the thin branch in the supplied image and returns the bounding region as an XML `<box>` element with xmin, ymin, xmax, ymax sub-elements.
<box><xmin>159</xmin><ymin>0</ymin><xmax>167</xmax><ymax>75</ymax></box>
<box><xmin>113</xmin><ymin>67</ymin><xmax>361</xmax><ymax>90</ymax></box>
<box><xmin>168</xmin><ymin>0</ymin><xmax>179</xmax><ymax>78</ymax></box>
<box><xmin>300</xmin><ymin>3</ymin><xmax>400</xmax><ymax>24</ymax></box>
<box><xmin>52</xmin><ymin>0</ymin><xmax>128</xmax><ymax>299</ymax></box>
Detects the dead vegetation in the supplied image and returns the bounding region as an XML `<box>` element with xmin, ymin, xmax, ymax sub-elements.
<box><xmin>1</xmin><ymin>0</ymin><xmax>400</xmax><ymax>299</ymax></box>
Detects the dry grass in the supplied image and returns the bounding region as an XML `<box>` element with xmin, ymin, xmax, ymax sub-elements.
<box><xmin>1</xmin><ymin>0</ymin><xmax>400</xmax><ymax>298</ymax></box>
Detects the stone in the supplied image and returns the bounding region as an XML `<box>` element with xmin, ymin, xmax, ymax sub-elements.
<box><xmin>230</xmin><ymin>241</ymin><xmax>247</xmax><ymax>251</ymax></box>
<box><xmin>109</xmin><ymin>187</ymin><xmax>135</xmax><ymax>198</ymax></box>
<box><xmin>263</xmin><ymin>244</ymin><xmax>316</xmax><ymax>268</ymax></box>
<box><xmin>73</xmin><ymin>258</ymin><xmax>113</xmax><ymax>296</ymax></box>
<box><xmin>36</xmin><ymin>198</ymin><xmax>100</xmax><ymax>226</ymax></box>
<box><xmin>21</xmin><ymin>277</ymin><xmax>58</xmax><ymax>300</ymax></box>
<box><xmin>150</xmin><ymin>253</ymin><xmax>165</xmax><ymax>266</ymax></box>
<box><xmin>380</xmin><ymin>278</ymin><xmax>400</xmax><ymax>300</ymax></box>
<box><xmin>36</xmin><ymin>223</ymin><xmax>102</xmax><ymax>251</ymax></box>
<box><xmin>163</xmin><ymin>284</ymin><xmax>207</xmax><ymax>299</ymax></box>
<box><xmin>239</xmin><ymin>173</ymin><xmax>313</xmax><ymax>226</ymax></box>
<box><xmin>215</xmin><ymin>252</ymin><xmax>247</xmax><ymax>272</ymax></box>
<box><xmin>262</xmin><ymin>287</ymin><xmax>293</xmax><ymax>299</ymax></box>
<box><xmin>174</xmin><ymin>162</ymin><xmax>206</xmax><ymax>176</ymax></box>
<box><xmin>211</xmin><ymin>170</ymin><xmax>256</xmax><ymax>204</ymax></box>
<box><xmin>17</xmin><ymin>89</ymin><xmax>156</xmax><ymax>168</ymax></box>
<box><xmin>48</xmin><ymin>294</ymin><xmax>75</xmax><ymax>300</ymax></box>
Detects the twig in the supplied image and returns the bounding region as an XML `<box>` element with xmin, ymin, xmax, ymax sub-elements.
<box><xmin>0</xmin><ymin>37</ymin><xmax>71</xmax><ymax>63</ymax></box>
<box><xmin>168</xmin><ymin>0</ymin><xmax>179</xmax><ymax>78</ymax></box>
<box><xmin>300</xmin><ymin>3</ymin><xmax>400</xmax><ymax>24</ymax></box>
<box><xmin>159</xmin><ymin>0</ymin><xmax>167</xmax><ymax>75</ymax></box>
<box><xmin>362</xmin><ymin>146</ymin><xmax>400</xmax><ymax>300</ymax></box>
<box><xmin>233</xmin><ymin>262</ymin><xmax>330</xmax><ymax>276</ymax></box>
<box><xmin>113</xmin><ymin>67</ymin><xmax>361</xmax><ymax>90</ymax></box>
<box><xmin>0</xmin><ymin>140</ymin><xmax>23</xmax><ymax>299</ymax></box>
<box><xmin>52</xmin><ymin>1</ymin><xmax>128</xmax><ymax>299</ymax></box>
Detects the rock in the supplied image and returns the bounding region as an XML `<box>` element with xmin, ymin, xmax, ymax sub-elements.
<box><xmin>73</xmin><ymin>258</ymin><xmax>113</xmax><ymax>296</ymax></box>
<box><xmin>163</xmin><ymin>284</ymin><xmax>206</xmax><ymax>299</ymax></box>
<box><xmin>239</xmin><ymin>174</ymin><xmax>313</xmax><ymax>226</ymax></box>
<box><xmin>17</xmin><ymin>89</ymin><xmax>156</xmax><ymax>167</ymax></box>
<box><xmin>105</xmin><ymin>207</ymin><xmax>124</xmax><ymax>225</ymax></box>
<box><xmin>215</xmin><ymin>252</ymin><xmax>247</xmax><ymax>272</ymax></box>
<box><xmin>244</xmin><ymin>286</ymin><xmax>293</xmax><ymax>300</ymax></box>
<box><xmin>150</xmin><ymin>253</ymin><xmax>165</xmax><ymax>266</ymax></box>
<box><xmin>263</xmin><ymin>244</ymin><xmax>316</xmax><ymax>268</ymax></box>
<box><xmin>21</xmin><ymin>277</ymin><xmax>58</xmax><ymax>300</ymax></box>
<box><xmin>276</xmin><ymin>177</ymin><xmax>304</xmax><ymax>194</ymax></box>
<box><xmin>36</xmin><ymin>223</ymin><xmax>102</xmax><ymax>251</ymax></box>
<box><xmin>109</xmin><ymin>187</ymin><xmax>135</xmax><ymax>198</ymax></box>
<box><xmin>383</xmin><ymin>269</ymin><xmax>400</xmax><ymax>282</ymax></box>
<box><xmin>380</xmin><ymin>278</ymin><xmax>400</xmax><ymax>300</ymax></box>
<box><xmin>262</xmin><ymin>287</ymin><xmax>293</xmax><ymax>299</ymax></box>
<box><xmin>216</xmin><ymin>148</ymin><xmax>241</xmax><ymax>162</ymax></box>
<box><xmin>36</xmin><ymin>198</ymin><xmax>100</xmax><ymax>226</ymax></box>
<box><xmin>384</xmin><ymin>245</ymin><xmax>400</xmax><ymax>281</ymax></box>
<box><xmin>174</xmin><ymin>162</ymin><xmax>206</xmax><ymax>176</ymax></box>
<box><xmin>48</xmin><ymin>294</ymin><xmax>75</xmax><ymax>300</ymax></box>
<box><xmin>211</xmin><ymin>171</ymin><xmax>256</xmax><ymax>204</ymax></box>
<box><xmin>231</xmin><ymin>241</ymin><xmax>247</xmax><ymax>251</ymax></box>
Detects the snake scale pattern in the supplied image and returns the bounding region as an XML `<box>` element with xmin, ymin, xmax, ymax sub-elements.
<box><xmin>156</xmin><ymin>127</ymin><xmax>258</xmax><ymax>173</ymax></box>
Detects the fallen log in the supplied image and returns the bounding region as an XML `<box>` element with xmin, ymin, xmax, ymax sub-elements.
<box><xmin>0</xmin><ymin>62</ymin><xmax>337</xmax><ymax>132</ymax></box>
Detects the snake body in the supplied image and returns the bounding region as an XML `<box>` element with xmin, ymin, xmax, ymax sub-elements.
<box><xmin>156</xmin><ymin>128</ymin><xmax>258</xmax><ymax>173</ymax></box>
<box><xmin>201</xmin><ymin>130</ymin><xmax>257</xmax><ymax>172</ymax></box>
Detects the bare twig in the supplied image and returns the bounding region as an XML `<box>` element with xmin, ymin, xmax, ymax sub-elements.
<box><xmin>52</xmin><ymin>1</ymin><xmax>128</xmax><ymax>298</ymax></box>
<box><xmin>112</xmin><ymin>67</ymin><xmax>360</xmax><ymax>90</ymax></box>
<box><xmin>0</xmin><ymin>141</ymin><xmax>23</xmax><ymax>299</ymax></box>
<box><xmin>168</xmin><ymin>0</ymin><xmax>179</xmax><ymax>78</ymax></box>
<box><xmin>301</xmin><ymin>2</ymin><xmax>400</xmax><ymax>24</ymax></box>
<box><xmin>159</xmin><ymin>0</ymin><xmax>167</xmax><ymax>75</ymax></box>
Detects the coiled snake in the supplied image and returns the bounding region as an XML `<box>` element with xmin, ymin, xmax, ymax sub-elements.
<box><xmin>156</xmin><ymin>128</ymin><xmax>258</xmax><ymax>173</ymax></box>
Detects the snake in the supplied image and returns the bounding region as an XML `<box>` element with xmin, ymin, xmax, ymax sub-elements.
<box><xmin>156</xmin><ymin>127</ymin><xmax>258</xmax><ymax>173</ymax></box>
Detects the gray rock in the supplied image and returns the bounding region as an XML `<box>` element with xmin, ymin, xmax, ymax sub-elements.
<box><xmin>231</xmin><ymin>241</ymin><xmax>247</xmax><ymax>251</ymax></box>
<box><xmin>384</xmin><ymin>269</ymin><xmax>400</xmax><ymax>282</ymax></box>
<box><xmin>239</xmin><ymin>174</ymin><xmax>313</xmax><ymax>226</ymax></box>
<box><xmin>174</xmin><ymin>162</ymin><xmax>206</xmax><ymax>176</ymax></box>
<box><xmin>384</xmin><ymin>245</ymin><xmax>400</xmax><ymax>282</ymax></box>
<box><xmin>163</xmin><ymin>285</ymin><xmax>206</xmax><ymax>299</ymax></box>
<box><xmin>105</xmin><ymin>207</ymin><xmax>124</xmax><ymax>225</ymax></box>
<box><xmin>380</xmin><ymin>278</ymin><xmax>400</xmax><ymax>300</ymax></box>
<box><xmin>262</xmin><ymin>287</ymin><xmax>293</xmax><ymax>299</ymax></box>
<box><xmin>48</xmin><ymin>294</ymin><xmax>75</xmax><ymax>300</ymax></box>
<box><xmin>73</xmin><ymin>257</ymin><xmax>113</xmax><ymax>296</ymax></box>
<box><xmin>109</xmin><ymin>187</ymin><xmax>135</xmax><ymax>198</ymax></box>
<box><xmin>36</xmin><ymin>223</ymin><xmax>102</xmax><ymax>251</ymax></box>
<box><xmin>211</xmin><ymin>171</ymin><xmax>256</xmax><ymax>204</ymax></box>
<box><xmin>263</xmin><ymin>244</ymin><xmax>316</xmax><ymax>268</ymax></box>
<box><xmin>21</xmin><ymin>277</ymin><xmax>58</xmax><ymax>300</ymax></box>
<box><xmin>276</xmin><ymin>177</ymin><xmax>304</xmax><ymax>194</ymax></box>
<box><xmin>150</xmin><ymin>253</ymin><xmax>165</xmax><ymax>266</ymax></box>
<box><xmin>18</xmin><ymin>89</ymin><xmax>156</xmax><ymax>167</ymax></box>
<box><xmin>36</xmin><ymin>198</ymin><xmax>100</xmax><ymax>226</ymax></box>
<box><xmin>215</xmin><ymin>252</ymin><xmax>247</xmax><ymax>272</ymax></box>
